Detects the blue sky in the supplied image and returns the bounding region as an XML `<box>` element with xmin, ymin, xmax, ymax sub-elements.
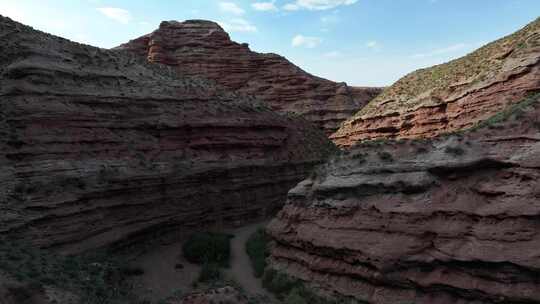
<box><xmin>0</xmin><ymin>0</ymin><xmax>538</xmax><ymax>86</ymax></box>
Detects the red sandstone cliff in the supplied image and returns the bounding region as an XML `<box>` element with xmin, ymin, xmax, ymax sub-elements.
<box><xmin>332</xmin><ymin>18</ymin><xmax>540</xmax><ymax>147</ymax></box>
<box><xmin>0</xmin><ymin>16</ymin><xmax>335</xmax><ymax>253</ymax></box>
<box><xmin>116</xmin><ymin>20</ymin><xmax>382</xmax><ymax>136</ymax></box>
<box><xmin>268</xmin><ymin>92</ymin><xmax>540</xmax><ymax>303</ymax></box>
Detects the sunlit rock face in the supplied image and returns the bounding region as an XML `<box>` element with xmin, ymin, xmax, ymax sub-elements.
<box><xmin>268</xmin><ymin>92</ymin><xmax>540</xmax><ymax>303</ymax></box>
<box><xmin>332</xmin><ymin>18</ymin><xmax>540</xmax><ymax>148</ymax></box>
<box><xmin>116</xmin><ymin>20</ymin><xmax>382</xmax><ymax>137</ymax></box>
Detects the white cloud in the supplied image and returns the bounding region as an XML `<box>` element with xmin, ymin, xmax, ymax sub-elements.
<box><xmin>366</xmin><ymin>41</ymin><xmax>378</xmax><ymax>49</ymax></box>
<box><xmin>411</xmin><ymin>43</ymin><xmax>468</xmax><ymax>58</ymax></box>
<box><xmin>96</xmin><ymin>7</ymin><xmax>131</xmax><ymax>24</ymax></box>
<box><xmin>292</xmin><ymin>35</ymin><xmax>323</xmax><ymax>48</ymax></box>
<box><xmin>283</xmin><ymin>3</ymin><xmax>300</xmax><ymax>10</ymax></box>
<box><xmin>219</xmin><ymin>18</ymin><xmax>257</xmax><ymax>32</ymax></box>
<box><xmin>252</xmin><ymin>1</ymin><xmax>278</xmax><ymax>11</ymax></box>
<box><xmin>219</xmin><ymin>2</ymin><xmax>245</xmax><ymax>15</ymax></box>
<box><xmin>283</xmin><ymin>0</ymin><xmax>357</xmax><ymax>11</ymax></box>
<box><xmin>324</xmin><ymin>51</ymin><xmax>342</xmax><ymax>58</ymax></box>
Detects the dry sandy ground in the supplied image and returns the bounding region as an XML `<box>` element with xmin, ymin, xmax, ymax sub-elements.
<box><xmin>128</xmin><ymin>221</ymin><xmax>277</xmax><ymax>303</ymax></box>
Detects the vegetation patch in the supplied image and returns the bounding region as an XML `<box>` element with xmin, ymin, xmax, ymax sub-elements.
<box><xmin>197</xmin><ymin>262</ymin><xmax>223</xmax><ymax>283</ymax></box>
<box><xmin>0</xmin><ymin>237</ymin><xmax>136</xmax><ymax>304</ymax></box>
<box><xmin>470</xmin><ymin>92</ymin><xmax>540</xmax><ymax>131</ymax></box>
<box><xmin>377</xmin><ymin>151</ymin><xmax>394</xmax><ymax>162</ymax></box>
<box><xmin>444</xmin><ymin>146</ymin><xmax>465</xmax><ymax>156</ymax></box>
<box><xmin>245</xmin><ymin>228</ymin><xmax>271</xmax><ymax>278</ymax></box>
<box><xmin>182</xmin><ymin>232</ymin><xmax>233</xmax><ymax>267</ymax></box>
<box><xmin>262</xmin><ymin>269</ymin><xmax>359</xmax><ymax>304</ymax></box>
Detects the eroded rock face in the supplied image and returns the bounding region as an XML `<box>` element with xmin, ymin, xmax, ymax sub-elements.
<box><xmin>116</xmin><ymin>20</ymin><xmax>382</xmax><ymax>136</ymax></box>
<box><xmin>268</xmin><ymin>94</ymin><xmax>540</xmax><ymax>304</ymax></box>
<box><xmin>0</xmin><ymin>16</ymin><xmax>335</xmax><ymax>253</ymax></box>
<box><xmin>332</xmin><ymin>18</ymin><xmax>540</xmax><ymax>147</ymax></box>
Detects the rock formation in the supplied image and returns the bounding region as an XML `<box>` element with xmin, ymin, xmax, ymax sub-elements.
<box><xmin>332</xmin><ymin>18</ymin><xmax>540</xmax><ymax>147</ymax></box>
<box><xmin>268</xmin><ymin>87</ymin><xmax>540</xmax><ymax>303</ymax></box>
<box><xmin>0</xmin><ymin>15</ymin><xmax>335</xmax><ymax>253</ymax></box>
<box><xmin>116</xmin><ymin>20</ymin><xmax>382</xmax><ymax>136</ymax></box>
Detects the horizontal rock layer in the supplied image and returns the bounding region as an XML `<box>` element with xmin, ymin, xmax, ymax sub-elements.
<box><xmin>268</xmin><ymin>94</ymin><xmax>540</xmax><ymax>304</ymax></box>
<box><xmin>116</xmin><ymin>20</ymin><xmax>382</xmax><ymax>136</ymax></box>
<box><xmin>0</xmin><ymin>16</ymin><xmax>335</xmax><ymax>253</ymax></box>
<box><xmin>332</xmin><ymin>17</ymin><xmax>540</xmax><ymax>147</ymax></box>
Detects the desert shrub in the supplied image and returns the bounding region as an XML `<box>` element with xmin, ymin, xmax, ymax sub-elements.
<box><xmin>262</xmin><ymin>269</ymin><xmax>360</xmax><ymax>304</ymax></box>
<box><xmin>262</xmin><ymin>269</ymin><xmax>302</xmax><ymax>298</ymax></box>
<box><xmin>444</xmin><ymin>146</ymin><xmax>465</xmax><ymax>156</ymax></box>
<box><xmin>377</xmin><ymin>151</ymin><xmax>394</xmax><ymax>162</ymax></box>
<box><xmin>182</xmin><ymin>232</ymin><xmax>233</xmax><ymax>267</ymax></box>
<box><xmin>0</xmin><ymin>237</ymin><xmax>136</xmax><ymax>304</ymax></box>
<box><xmin>245</xmin><ymin>228</ymin><xmax>271</xmax><ymax>278</ymax></box>
<box><xmin>285</xmin><ymin>288</ymin><xmax>309</xmax><ymax>304</ymax></box>
<box><xmin>197</xmin><ymin>262</ymin><xmax>222</xmax><ymax>283</ymax></box>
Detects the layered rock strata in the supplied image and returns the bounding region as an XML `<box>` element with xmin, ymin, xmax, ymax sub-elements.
<box><xmin>333</xmin><ymin>18</ymin><xmax>540</xmax><ymax>147</ymax></box>
<box><xmin>116</xmin><ymin>20</ymin><xmax>382</xmax><ymax>136</ymax></box>
<box><xmin>268</xmin><ymin>93</ymin><xmax>540</xmax><ymax>304</ymax></box>
<box><xmin>0</xmin><ymin>16</ymin><xmax>335</xmax><ymax>253</ymax></box>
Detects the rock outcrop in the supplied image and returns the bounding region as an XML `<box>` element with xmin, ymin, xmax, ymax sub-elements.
<box><xmin>332</xmin><ymin>18</ymin><xmax>540</xmax><ymax>147</ymax></box>
<box><xmin>268</xmin><ymin>92</ymin><xmax>540</xmax><ymax>303</ymax></box>
<box><xmin>0</xmin><ymin>16</ymin><xmax>335</xmax><ymax>253</ymax></box>
<box><xmin>116</xmin><ymin>20</ymin><xmax>382</xmax><ymax>136</ymax></box>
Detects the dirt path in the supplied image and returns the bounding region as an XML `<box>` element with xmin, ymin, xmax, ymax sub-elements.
<box><xmin>128</xmin><ymin>242</ymin><xmax>201</xmax><ymax>302</ymax></box>
<box><xmin>127</xmin><ymin>221</ymin><xmax>278</xmax><ymax>303</ymax></box>
<box><xmin>224</xmin><ymin>221</ymin><xmax>278</xmax><ymax>303</ymax></box>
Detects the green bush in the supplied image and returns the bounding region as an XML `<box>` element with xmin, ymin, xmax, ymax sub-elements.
<box><xmin>182</xmin><ymin>232</ymin><xmax>233</xmax><ymax>267</ymax></box>
<box><xmin>262</xmin><ymin>269</ymin><xmax>302</xmax><ymax>298</ymax></box>
<box><xmin>284</xmin><ymin>288</ymin><xmax>308</xmax><ymax>304</ymax></box>
<box><xmin>0</xmin><ymin>237</ymin><xmax>135</xmax><ymax>304</ymax></box>
<box><xmin>245</xmin><ymin>228</ymin><xmax>271</xmax><ymax>278</ymax></box>
<box><xmin>197</xmin><ymin>263</ymin><xmax>222</xmax><ymax>283</ymax></box>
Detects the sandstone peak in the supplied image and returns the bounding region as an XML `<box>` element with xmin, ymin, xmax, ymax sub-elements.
<box><xmin>117</xmin><ymin>20</ymin><xmax>383</xmax><ymax>136</ymax></box>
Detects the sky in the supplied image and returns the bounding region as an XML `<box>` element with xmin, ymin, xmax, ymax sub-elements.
<box><xmin>0</xmin><ymin>0</ymin><xmax>538</xmax><ymax>86</ymax></box>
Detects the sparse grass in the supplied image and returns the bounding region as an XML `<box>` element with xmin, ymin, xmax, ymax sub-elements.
<box><xmin>444</xmin><ymin>146</ymin><xmax>465</xmax><ymax>156</ymax></box>
<box><xmin>357</xmin><ymin>18</ymin><xmax>540</xmax><ymax>117</ymax></box>
<box><xmin>262</xmin><ymin>269</ymin><xmax>357</xmax><ymax>304</ymax></box>
<box><xmin>0</xmin><ymin>237</ymin><xmax>136</xmax><ymax>304</ymax></box>
<box><xmin>197</xmin><ymin>262</ymin><xmax>222</xmax><ymax>283</ymax></box>
<box><xmin>182</xmin><ymin>232</ymin><xmax>233</xmax><ymax>267</ymax></box>
<box><xmin>245</xmin><ymin>228</ymin><xmax>271</xmax><ymax>278</ymax></box>
<box><xmin>377</xmin><ymin>151</ymin><xmax>394</xmax><ymax>162</ymax></box>
<box><xmin>470</xmin><ymin>92</ymin><xmax>540</xmax><ymax>131</ymax></box>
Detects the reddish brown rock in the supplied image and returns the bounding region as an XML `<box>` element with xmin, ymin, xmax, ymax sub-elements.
<box><xmin>116</xmin><ymin>20</ymin><xmax>382</xmax><ymax>136</ymax></box>
<box><xmin>332</xmin><ymin>18</ymin><xmax>540</xmax><ymax>147</ymax></box>
<box><xmin>0</xmin><ymin>16</ymin><xmax>335</xmax><ymax>253</ymax></box>
<box><xmin>268</xmin><ymin>93</ymin><xmax>540</xmax><ymax>304</ymax></box>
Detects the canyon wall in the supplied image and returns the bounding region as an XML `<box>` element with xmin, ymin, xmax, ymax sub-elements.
<box><xmin>116</xmin><ymin>20</ymin><xmax>382</xmax><ymax>136</ymax></box>
<box><xmin>332</xmin><ymin>18</ymin><xmax>540</xmax><ymax>147</ymax></box>
<box><xmin>0</xmin><ymin>16</ymin><xmax>335</xmax><ymax>253</ymax></box>
<box><xmin>268</xmin><ymin>92</ymin><xmax>540</xmax><ymax>303</ymax></box>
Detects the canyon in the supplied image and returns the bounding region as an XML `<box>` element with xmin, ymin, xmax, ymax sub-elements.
<box><xmin>332</xmin><ymin>18</ymin><xmax>540</xmax><ymax>147</ymax></box>
<box><xmin>0</xmin><ymin>10</ymin><xmax>540</xmax><ymax>304</ymax></box>
<box><xmin>268</xmin><ymin>18</ymin><xmax>540</xmax><ymax>304</ymax></box>
<box><xmin>0</xmin><ymin>15</ymin><xmax>334</xmax><ymax>253</ymax></box>
<box><xmin>116</xmin><ymin>20</ymin><xmax>382</xmax><ymax>136</ymax></box>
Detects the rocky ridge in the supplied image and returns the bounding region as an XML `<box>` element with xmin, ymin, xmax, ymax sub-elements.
<box><xmin>268</xmin><ymin>92</ymin><xmax>540</xmax><ymax>304</ymax></box>
<box><xmin>0</xmin><ymin>15</ymin><xmax>335</xmax><ymax>253</ymax></box>
<box><xmin>116</xmin><ymin>20</ymin><xmax>382</xmax><ymax>136</ymax></box>
<box><xmin>332</xmin><ymin>18</ymin><xmax>540</xmax><ymax>147</ymax></box>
